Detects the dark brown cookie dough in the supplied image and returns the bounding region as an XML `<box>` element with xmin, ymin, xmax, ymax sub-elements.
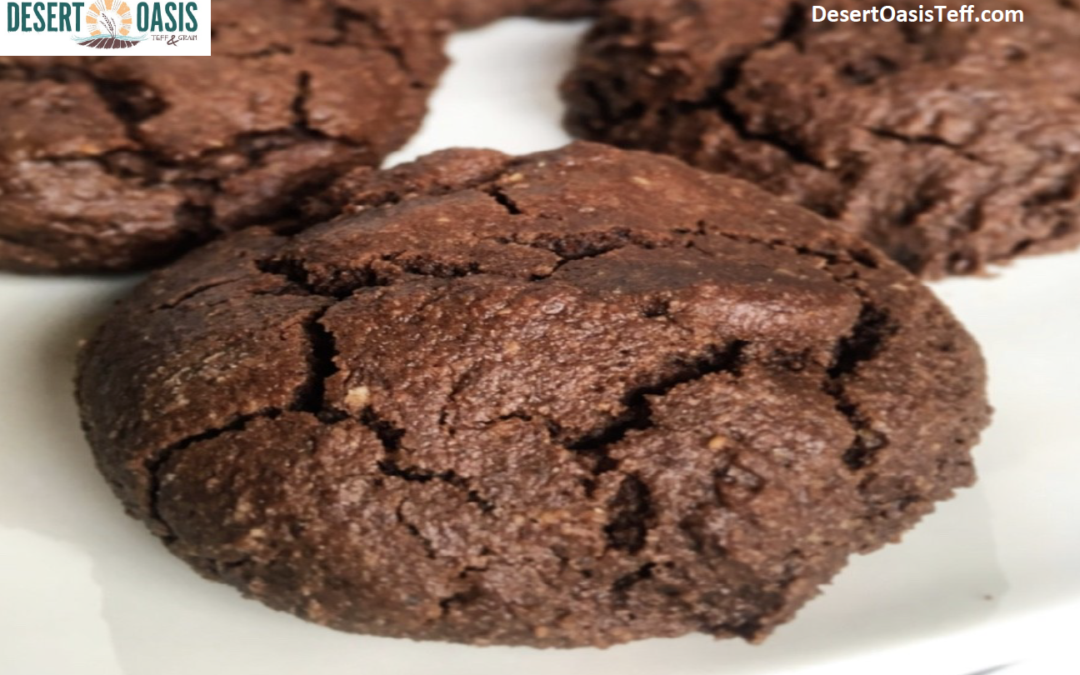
<box><xmin>563</xmin><ymin>0</ymin><xmax>1080</xmax><ymax>278</ymax></box>
<box><xmin>78</xmin><ymin>142</ymin><xmax>990</xmax><ymax>647</ymax></box>
<box><xmin>430</xmin><ymin>0</ymin><xmax>607</xmax><ymax>29</ymax></box>
<box><xmin>0</xmin><ymin>0</ymin><xmax>447</xmax><ymax>273</ymax></box>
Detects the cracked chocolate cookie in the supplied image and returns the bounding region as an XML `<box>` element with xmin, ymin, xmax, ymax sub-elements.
<box><xmin>563</xmin><ymin>0</ymin><xmax>1080</xmax><ymax>278</ymax></box>
<box><xmin>77</xmin><ymin>142</ymin><xmax>990</xmax><ymax>647</ymax></box>
<box><xmin>0</xmin><ymin>0</ymin><xmax>446</xmax><ymax>273</ymax></box>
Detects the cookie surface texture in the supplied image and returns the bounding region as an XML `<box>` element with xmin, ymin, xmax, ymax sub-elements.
<box><xmin>0</xmin><ymin>0</ymin><xmax>447</xmax><ymax>272</ymax></box>
<box><xmin>563</xmin><ymin>0</ymin><xmax>1080</xmax><ymax>277</ymax></box>
<box><xmin>431</xmin><ymin>0</ymin><xmax>607</xmax><ymax>28</ymax></box>
<box><xmin>78</xmin><ymin>142</ymin><xmax>991</xmax><ymax>647</ymax></box>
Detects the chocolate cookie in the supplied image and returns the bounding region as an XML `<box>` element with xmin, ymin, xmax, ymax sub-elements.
<box><xmin>0</xmin><ymin>0</ymin><xmax>446</xmax><ymax>273</ymax></box>
<box><xmin>432</xmin><ymin>0</ymin><xmax>606</xmax><ymax>28</ymax></box>
<box><xmin>77</xmin><ymin>142</ymin><xmax>990</xmax><ymax>647</ymax></box>
<box><xmin>563</xmin><ymin>0</ymin><xmax>1080</xmax><ymax>278</ymax></box>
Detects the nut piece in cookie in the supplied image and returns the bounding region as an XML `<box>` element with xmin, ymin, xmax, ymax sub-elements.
<box><xmin>0</xmin><ymin>0</ymin><xmax>447</xmax><ymax>273</ymax></box>
<box><xmin>563</xmin><ymin>0</ymin><xmax>1080</xmax><ymax>278</ymax></box>
<box><xmin>78</xmin><ymin>142</ymin><xmax>991</xmax><ymax>648</ymax></box>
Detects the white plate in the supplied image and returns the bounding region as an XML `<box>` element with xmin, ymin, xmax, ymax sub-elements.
<box><xmin>1</xmin><ymin>19</ymin><xmax>1079</xmax><ymax>675</ymax></box>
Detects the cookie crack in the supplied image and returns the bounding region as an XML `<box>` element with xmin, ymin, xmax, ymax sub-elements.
<box><xmin>611</xmin><ymin>561</ymin><xmax>656</xmax><ymax>602</ymax></box>
<box><xmin>232</xmin><ymin>44</ymin><xmax>295</xmax><ymax>59</ymax></box>
<box><xmin>297</xmin><ymin>307</ymin><xmax>347</xmax><ymax>422</ymax></box>
<box><xmin>322</xmin><ymin>6</ymin><xmax>427</xmax><ymax>87</ymax></box>
<box><xmin>1022</xmin><ymin>168</ymin><xmax>1080</xmax><ymax>211</ymax></box>
<box><xmin>818</xmin><ymin>266</ymin><xmax>899</xmax><ymax>471</ymax></box>
<box><xmin>292</xmin><ymin>72</ymin><xmax>313</xmax><ymax>129</ymax></box>
<box><xmin>0</xmin><ymin>61</ymin><xmax>170</xmax><ymax>144</ymax></box>
<box><xmin>828</xmin><ymin>303</ymin><xmax>893</xmax><ymax>379</ymax></box>
<box><xmin>824</xmin><ymin>304</ymin><xmax>897</xmax><ymax>470</ymax></box>
<box><xmin>378</xmin><ymin>461</ymin><xmax>496</xmax><ymax>514</ymax></box>
<box><xmin>358</xmin><ymin>406</ymin><xmax>406</xmax><ymax>454</ymax></box>
<box><xmin>437</xmin><ymin>585</ymin><xmax>484</xmax><ymax>619</ymax></box>
<box><xmin>716</xmin><ymin>229</ymin><xmax>900</xmax><ymax>472</ymax></box>
<box><xmin>145</xmin><ymin>303</ymin><xmax>342</xmax><ymax>538</ymax></box>
<box><xmin>5</xmin><ymin>57</ymin><xmax>381</xmax><ymax>253</ymax></box>
<box><xmin>504</xmin><ymin>227</ymin><xmax>638</xmax><ymax>257</ymax></box>
<box><xmin>258</xmin><ymin>229</ymin><xmax>641</xmax><ymax>295</ymax></box>
<box><xmin>151</xmin><ymin>279</ymin><xmax>239</xmax><ymax>311</ymax></box>
<box><xmin>146</xmin><ymin>408</ymin><xmax>286</xmax><ymax>541</ymax></box>
<box><xmin>865</xmin><ymin>127</ymin><xmax>985</xmax><ymax>165</ymax></box>
<box><xmin>363</xmin><ymin>406</ymin><xmax>496</xmax><ymax>514</ymax></box>
<box><xmin>263</xmin><ymin>216</ymin><xmax>869</xmax><ymax>299</ymax></box>
<box><xmin>604</xmin><ymin>474</ymin><xmax>656</xmax><ymax>553</ymax></box>
<box><xmin>259</xmin><ymin>201</ymin><xmax>894</xmax><ymax>481</ymax></box>
<box><xmin>566</xmin><ymin>341</ymin><xmax>747</xmax><ymax>476</ymax></box>
<box><xmin>680</xmin><ymin>3</ymin><xmax>826</xmax><ymax>173</ymax></box>
<box><xmin>484</xmin><ymin>185</ymin><xmax>523</xmax><ymax>216</ymax></box>
<box><xmin>699</xmin><ymin>229</ymin><xmax>898</xmax><ymax>471</ymax></box>
<box><xmin>257</xmin><ymin>251</ymin><xmax>490</xmax><ymax>297</ymax></box>
<box><xmin>394</xmin><ymin>501</ymin><xmax>438</xmax><ymax>560</ymax></box>
<box><xmin>85</xmin><ymin>73</ymin><xmax>170</xmax><ymax>145</ymax></box>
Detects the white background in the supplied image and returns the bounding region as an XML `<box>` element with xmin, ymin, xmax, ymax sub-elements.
<box><xmin>1</xmin><ymin>18</ymin><xmax>1078</xmax><ymax>675</ymax></box>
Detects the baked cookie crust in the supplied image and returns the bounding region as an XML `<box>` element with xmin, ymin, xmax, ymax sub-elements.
<box><xmin>563</xmin><ymin>0</ymin><xmax>1080</xmax><ymax>277</ymax></box>
<box><xmin>0</xmin><ymin>0</ymin><xmax>447</xmax><ymax>272</ymax></box>
<box><xmin>78</xmin><ymin>142</ymin><xmax>990</xmax><ymax>647</ymax></box>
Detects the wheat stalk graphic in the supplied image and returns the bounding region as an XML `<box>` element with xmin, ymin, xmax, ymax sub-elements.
<box><xmin>101</xmin><ymin>12</ymin><xmax>117</xmax><ymax>37</ymax></box>
<box><xmin>77</xmin><ymin>1</ymin><xmax>143</xmax><ymax>49</ymax></box>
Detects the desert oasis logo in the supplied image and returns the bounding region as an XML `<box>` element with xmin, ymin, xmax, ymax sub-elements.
<box><xmin>5</xmin><ymin>0</ymin><xmax>201</xmax><ymax>51</ymax></box>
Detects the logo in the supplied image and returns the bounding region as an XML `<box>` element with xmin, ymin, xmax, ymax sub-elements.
<box><xmin>75</xmin><ymin>0</ymin><xmax>145</xmax><ymax>50</ymax></box>
<box><xmin>3</xmin><ymin>1</ymin><xmax>210</xmax><ymax>56</ymax></box>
